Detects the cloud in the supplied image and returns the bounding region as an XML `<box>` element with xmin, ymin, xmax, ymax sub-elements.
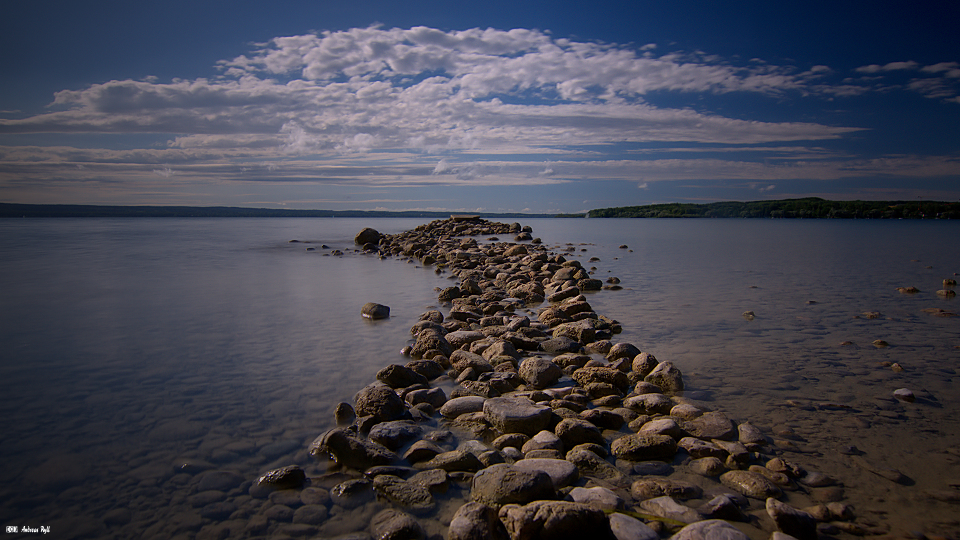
<box><xmin>856</xmin><ymin>61</ymin><xmax>920</xmax><ymax>73</ymax></box>
<box><xmin>152</xmin><ymin>167</ymin><xmax>176</xmax><ymax>178</ymax></box>
<box><xmin>637</xmin><ymin>182</ymin><xmax>649</xmax><ymax>189</ymax></box>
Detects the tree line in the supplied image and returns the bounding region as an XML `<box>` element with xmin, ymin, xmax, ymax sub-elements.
<box><xmin>588</xmin><ymin>198</ymin><xmax>959</xmax><ymax>219</ymax></box>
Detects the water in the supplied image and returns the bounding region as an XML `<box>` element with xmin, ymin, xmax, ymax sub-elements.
<box><xmin>1</xmin><ymin>217</ymin><xmax>958</xmax><ymax>538</ymax></box>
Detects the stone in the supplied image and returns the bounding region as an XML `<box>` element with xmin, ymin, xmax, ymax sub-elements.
<box><xmin>334</xmin><ymin>402</ymin><xmax>357</xmax><ymax>426</ymax></box>
<box><xmin>623</xmin><ymin>393</ymin><xmax>674</xmax><ymax>415</ymax></box>
<box><xmin>292</xmin><ymin>504</ymin><xmax>328</xmax><ymax>525</ymax></box>
<box><xmin>580</xmin><ymin>409</ymin><xmax>625</xmax><ymax>430</ymax></box>
<box><xmin>521</xmin><ymin>430</ymin><xmax>564</xmax><ymax>454</ymax></box>
<box><xmin>447</xmin><ymin>330</ymin><xmax>487</xmax><ymax>349</ymax></box>
<box><xmin>737</xmin><ymin>422</ymin><xmax>767</xmax><ymax>446</ymax></box>
<box><xmin>409</xmin><ymin>468</ymin><xmax>449</xmax><ymax>493</ymax></box>
<box><xmin>766</xmin><ymin>498</ymin><xmax>817</xmax><ymax>540</ymax></box>
<box><xmin>405</xmin><ymin>359</ymin><xmax>446</xmax><ymax>380</ymax></box>
<box><xmin>370</xmin><ymin>508</ymin><xmax>425</xmax><ymax>540</ymax></box>
<box><xmin>719</xmin><ymin>470</ymin><xmax>783</xmax><ymax>499</ymax></box>
<box><xmin>670</xmin><ymin>403</ymin><xmax>703</xmax><ymax>420</ymax></box>
<box><xmin>638</xmin><ymin>496</ymin><xmax>702</xmax><ymax>524</ymax></box>
<box><xmin>636</xmin><ymin>418</ymin><xmax>683</xmax><ymax>439</ymax></box>
<box><xmin>893</xmin><ymin>388</ymin><xmax>915</xmax><ymax>402</ymax></box>
<box><xmin>540</xmin><ymin>336</ymin><xmax>584</xmax><ymax>354</ymax></box>
<box><xmin>405</xmin><ymin>387</ymin><xmax>447</xmax><ymax>409</ymax></box>
<box><xmin>441</xmin><ymin>395</ymin><xmax>487</xmax><ymax>418</ymax></box>
<box><xmin>567</xmin><ymin>486</ymin><xmax>624</xmax><ymax>511</ymax></box>
<box><xmin>631</xmin><ymin>477</ymin><xmax>703</xmax><ymax>500</ymax></box>
<box><xmin>512</xmin><ymin>458</ymin><xmax>579</xmax><ymax>488</ymax></box>
<box><xmin>643</xmin><ymin>362</ymin><xmax>683</xmax><ymax>392</ymax></box>
<box><xmin>483</xmin><ymin>396</ymin><xmax>553</xmax><ymax>436</ymax></box>
<box><xmin>354</xmin><ymin>384</ymin><xmax>408</xmax><ymax>422</ymax></box>
<box><xmin>607</xmin><ymin>512</ymin><xmax>659</xmax><ymax>540</ymax></box>
<box><xmin>554</xmin><ymin>417</ymin><xmax>605</xmax><ymax>448</ymax></box>
<box><xmin>689</xmin><ymin>457</ymin><xmax>726</xmax><ymax>477</ymax></box>
<box><xmin>519</xmin><ymin>357</ymin><xmax>563</xmax><ymax>389</ymax></box>
<box><xmin>377</xmin><ymin>364</ymin><xmax>428</xmax><ymax>389</ymax></box>
<box><xmin>493</xmin><ymin>432</ymin><xmax>530</xmax><ymax>450</ymax></box>
<box><xmin>331</xmin><ymin>480</ymin><xmax>373</xmax><ymax>510</ymax></box>
<box><xmin>196</xmin><ymin>470</ymin><xmax>245</xmax><ymax>492</ymax></box>
<box><xmin>402</xmin><ymin>440</ymin><xmax>444</xmax><ymax>463</ymax></box>
<box><xmin>361</xmin><ymin>302</ymin><xmax>390</xmax><ymax>319</ymax></box>
<box><xmin>448</xmin><ymin>502</ymin><xmax>510</xmax><ymax>540</ymax></box>
<box><xmin>309</xmin><ymin>428</ymin><xmax>397</xmax><ymax>470</ymax></box>
<box><xmin>498</xmin><ymin>501</ymin><xmax>616</xmax><ymax>540</ymax></box>
<box><xmin>451</xmin><ymin>350</ymin><xmax>495</xmax><ymax>376</ymax></box>
<box><xmin>670</xmin><ymin>520</ymin><xmax>750</xmax><ymax>540</ymax></box>
<box><xmin>372</xmin><ymin>474</ymin><xmax>436</xmax><ymax>515</ymax></box>
<box><xmin>256</xmin><ymin>465</ymin><xmax>306</xmax><ymax>490</ymax></box>
<box><xmin>631</xmin><ymin>352</ymin><xmax>659</xmax><ymax>377</ymax></box>
<box><xmin>565</xmin><ymin>448</ymin><xmax>624</xmax><ymax>482</ymax></box>
<box><xmin>368</xmin><ymin>421</ymin><xmax>423</xmax><ymax>450</ymax></box>
<box><xmin>683</xmin><ymin>411</ymin><xmax>737</xmax><ymax>441</ymax></box>
<box><xmin>470</xmin><ymin>463</ymin><xmax>556</xmax><ymax>508</ymax></box>
<box><xmin>571</xmin><ymin>367</ymin><xmax>630</xmax><ymax>392</ymax></box>
<box><xmin>697</xmin><ymin>495</ymin><xmax>748</xmax><ymax>522</ymax></box>
<box><xmin>355</xmin><ymin>227</ymin><xmax>380</xmax><ymax>245</ymax></box>
<box><xmin>419</xmin><ymin>449</ymin><xmax>484</xmax><ymax>473</ymax></box>
<box><xmin>610</xmin><ymin>433</ymin><xmax>678</xmax><ymax>461</ymax></box>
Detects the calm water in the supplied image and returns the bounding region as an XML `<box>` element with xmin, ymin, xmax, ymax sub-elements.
<box><xmin>1</xmin><ymin>217</ymin><xmax>958</xmax><ymax>538</ymax></box>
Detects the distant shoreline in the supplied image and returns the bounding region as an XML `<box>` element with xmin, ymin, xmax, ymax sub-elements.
<box><xmin>1</xmin><ymin>198</ymin><xmax>958</xmax><ymax>219</ymax></box>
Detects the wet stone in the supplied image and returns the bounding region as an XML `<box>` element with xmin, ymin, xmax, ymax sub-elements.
<box><xmin>720</xmin><ymin>470</ymin><xmax>783</xmax><ymax>499</ymax></box>
<box><xmin>483</xmin><ymin>396</ymin><xmax>552</xmax><ymax>436</ymax></box>
<box><xmin>470</xmin><ymin>463</ymin><xmax>556</xmax><ymax>508</ymax></box>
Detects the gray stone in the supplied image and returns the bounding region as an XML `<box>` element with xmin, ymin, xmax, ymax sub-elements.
<box><xmin>624</xmin><ymin>393</ymin><xmax>674</xmax><ymax>415</ymax></box>
<box><xmin>440</xmin><ymin>396</ymin><xmax>486</xmax><ymax>418</ymax></box>
<box><xmin>361</xmin><ymin>302</ymin><xmax>390</xmax><ymax>319</ymax></box>
<box><xmin>540</xmin><ymin>336</ymin><xmax>583</xmax><ymax>354</ymax></box>
<box><xmin>402</xmin><ymin>440</ymin><xmax>444</xmax><ymax>463</ymax></box>
<box><xmin>256</xmin><ymin>465</ymin><xmax>306</xmax><ymax>490</ymax></box>
<box><xmin>309</xmin><ymin>428</ymin><xmax>397</xmax><ymax>470</ymax></box>
<box><xmin>498</xmin><ymin>501</ymin><xmax>616</xmax><ymax>540</ymax></box>
<box><xmin>638</xmin><ymin>496</ymin><xmax>702</xmax><ymax>524</ymax></box>
<box><xmin>405</xmin><ymin>387</ymin><xmax>446</xmax><ymax>409</ymax></box>
<box><xmin>631</xmin><ymin>352</ymin><xmax>659</xmax><ymax>378</ymax></box>
<box><xmin>372</xmin><ymin>475</ymin><xmax>436</xmax><ymax>515</ymax></box>
<box><xmin>697</xmin><ymin>495</ymin><xmax>748</xmax><ymax>522</ymax></box>
<box><xmin>521</xmin><ymin>430</ymin><xmax>564</xmax><ymax>454</ymax></box>
<box><xmin>355</xmin><ymin>227</ymin><xmax>381</xmax><ymax>245</ymax></box>
<box><xmin>571</xmin><ymin>367</ymin><xmax>630</xmax><ymax>392</ymax></box>
<box><xmin>630</xmin><ymin>477</ymin><xmax>702</xmax><ymax>500</ymax></box>
<box><xmin>565</xmin><ymin>448</ymin><xmax>623</xmax><ymax>482</ymax></box>
<box><xmin>670</xmin><ymin>520</ymin><xmax>750</xmax><ymax>540</ymax></box>
<box><xmin>689</xmin><ymin>457</ymin><xmax>726</xmax><ymax>477</ymax></box>
<box><xmin>448</xmin><ymin>502</ymin><xmax>510</xmax><ymax>540</ymax></box>
<box><xmin>419</xmin><ymin>449</ymin><xmax>484</xmax><ymax>472</ymax></box>
<box><xmin>354</xmin><ymin>384</ymin><xmax>408</xmax><ymax>423</ymax></box>
<box><xmin>376</xmin><ymin>364</ymin><xmax>428</xmax><ymax>389</ymax></box>
<box><xmin>519</xmin><ymin>357</ymin><xmax>563</xmax><ymax>389</ymax></box>
<box><xmin>567</xmin><ymin>486</ymin><xmax>624</xmax><ymax>511</ymax></box>
<box><xmin>719</xmin><ymin>470</ymin><xmax>783</xmax><ymax>499</ymax></box>
<box><xmin>643</xmin><ymin>362</ymin><xmax>683</xmax><ymax>392</ymax></box>
<box><xmin>292</xmin><ymin>504</ymin><xmax>328</xmax><ymax>525</ymax></box>
<box><xmin>554</xmin><ymin>417</ymin><xmax>605</xmax><ymax>448</ymax></box>
<box><xmin>483</xmin><ymin>396</ymin><xmax>553</xmax><ymax>436</ymax></box>
<box><xmin>470</xmin><ymin>463</ymin><xmax>556</xmax><ymax>508</ymax></box>
<box><xmin>447</xmin><ymin>330</ymin><xmax>487</xmax><ymax>349</ymax></box>
<box><xmin>330</xmin><ymin>478</ymin><xmax>374</xmax><ymax>509</ymax></box>
<box><xmin>610</xmin><ymin>433</ymin><xmax>678</xmax><ymax>461</ymax></box>
<box><xmin>368</xmin><ymin>421</ymin><xmax>423</xmax><ymax>450</ymax></box>
<box><xmin>607</xmin><ymin>512</ymin><xmax>659</xmax><ymax>540</ymax></box>
<box><xmin>766</xmin><ymin>498</ymin><xmax>817</xmax><ymax>540</ymax></box>
<box><xmin>606</xmin><ymin>343</ymin><xmax>642</xmax><ymax>362</ymax></box>
<box><xmin>513</xmin><ymin>458</ymin><xmax>579</xmax><ymax>488</ymax></box>
<box><xmin>679</xmin><ymin>437</ymin><xmax>726</xmax><ymax>459</ymax></box>
<box><xmin>370</xmin><ymin>508</ymin><xmax>425</xmax><ymax>540</ymax></box>
<box><xmin>682</xmin><ymin>411</ymin><xmax>737</xmax><ymax>441</ymax></box>
<box><xmin>636</xmin><ymin>418</ymin><xmax>683</xmax><ymax>439</ymax></box>
<box><xmin>737</xmin><ymin>422</ymin><xmax>767</xmax><ymax>446</ymax></box>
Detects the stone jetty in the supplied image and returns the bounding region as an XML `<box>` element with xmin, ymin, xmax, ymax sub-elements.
<box><xmin>252</xmin><ymin>218</ymin><xmax>872</xmax><ymax>540</ymax></box>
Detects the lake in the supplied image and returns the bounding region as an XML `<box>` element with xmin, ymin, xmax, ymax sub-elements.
<box><xmin>1</xmin><ymin>217</ymin><xmax>958</xmax><ymax>538</ymax></box>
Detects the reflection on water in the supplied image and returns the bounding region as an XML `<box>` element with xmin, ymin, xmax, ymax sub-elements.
<box><xmin>0</xmin><ymin>218</ymin><xmax>958</xmax><ymax>538</ymax></box>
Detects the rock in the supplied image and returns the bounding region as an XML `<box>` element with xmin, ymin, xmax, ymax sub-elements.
<box><xmin>893</xmin><ymin>388</ymin><xmax>915</xmax><ymax>402</ymax></box>
<box><xmin>554</xmin><ymin>417</ymin><xmax>605</xmax><ymax>448</ymax></box>
<box><xmin>565</xmin><ymin>448</ymin><xmax>624</xmax><ymax>482</ymax></box>
<box><xmin>766</xmin><ymin>498</ymin><xmax>817</xmax><ymax>540</ymax></box>
<box><xmin>607</xmin><ymin>512</ymin><xmax>659</xmax><ymax>540</ymax></box>
<box><xmin>405</xmin><ymin>359</ymin><xmax>446</xmax><ymax>380</ymax></box>
<box><xmin>370</xmin><ymin>508</ymin><xmax>425</xmax><ymax>540</ymax></box>
<box><xmin>368</xmin><ymin>421</ymin><xmax>423</xmax><ymax>450</ymax></box>
<box><xmin>292</xmin><ymin>504</ymin><xmax>328</xmax><ymax>525</ymax></box>
<box><xmin>624</xmin><ymin>393</ymin><xmax>674</xmax><ymax>415</ymax></box>
<box><xmin>447</xmin><ymin>330</ymin><xmax>487</xmax><ymax>349</ymax></box>
<box><xmin>470</xmin><ymin>463</ymin><xmax>556</xmax><ymax>507</ymax></box>
<box><xmin>256</xmin><ymin>465</ymin><xmax>306</xmax><ymax>490</ymax></box>
<box><xmin>334</xmin><ymin>402</ymin><xmax>356</xmax><ymax>426</ymax></box>
<box><xmin>580</xmin><ymin>408</ymin><xmax>625</xmax><ymax>430</ymax></box>
<box><xmin>512</xmin><ymin>458</ymin><xmax>579</xmax><ymax>489</ymax></box>
<box><xmin>670</xmin><ymin>519</ymin><xmax>750</xmax><ymax>540</ymax></box>
<box><xmin>402</xmin><ymin>440</ymin><xmax>444</xmax><ymax>463</ymax></box>
<box><xmin>689</xmin><ymin>457</ymin><xmax>726</xmax><ymax>477</ymax></box>
<box><xmin>737</xmin><ymin>422</ymin><xmax>767</xmax><ymax>446</ymax></box>
<box><xmin>682</xmin><ymin>411</ymin><xmax>737</xmax><ymax>441</ymax></box>
<box><xmin>631</xmin><ymin>352</ymin><xmax>659</xmax><ymax>378</ymax></box>
<box><xmin>372</xmin><ymin>475</ymin><xmax>436</xmax><ymax>515</ymax></box>
<box><xmin>632</xmin><ymin>461</ymin><xmax>673</xmax><ymax>475</ymax></box>
<box><xmin>448</xmin><ymin>502</ymin><xmax>510</xmax><ymax>540</ymax></box>
<box><xmin>354</xmin><ymin>384</ymin><xmax>408</xmax><ymax>422</ymax></box>
<box><xmin>498</xmin><ymin>501</ymin><xmax>616</xmax><ymax>540</ymax></box>
<box><xmin>540</xmin><ymin>336</ymin><xmax>584</xmax><ymax>354</ymax></box>
<box><xmin>631</xmin><ymin>477</ymin><xmax>703</xmax><ymax>500</ymax></box>
<box><xmin>571</xmin><ymin>367</ymin><xmax>630</xmax><ymax>392</ymax></box>
<box><xmin>610</xmin><ymin>433</ymin><xmax>678</xmax><ymax>461</ymax></box>
<box><xmin>419</xmin><ymin>449</ymin><xmax>484</xmax><ymax>472</ymax></box>
<box><xmin>405</xmin><ymin>387</ymin><xmax>446</xmax><ymax>409</ymax></box>
<box><xmin>441</xmin><ymin>395</ymin><xmax>487</xmax><ymax>418</ymax></box>
<box><xmin>521</xmin><ymin>430</ymin><xmax>564</xmax><ymax>454</ymax></box>
<box><xmin>606</xmin><ymin>343</ymin><xmax>642</xmax><ymax>362</ymax></box>
<box><xmin>697</xmin><ymin>495</ymin><xmax>748</xmax><ymax>522</ymax></box>
<box><xmin>377</xmin><ymin>364</ymin><xmax>428</xmax><ymax>388</ymax></box>
<box><xmin>643</xmin><ymin>362</ymin><xmax>683</xmax><ymax>392</ymax></box>
<box><xmin>636</xmin><ymin>418</ymin><xmax>683</xmax><ymax>439</ymax></box>
<box><xmin>937</xmin><ymin>289</ymin><xmax>957</xmax><ymax>297</ymax></box>
<box><xmin>638</xmin><ymin>496</ymin><xmax>702</xmax><ymax>524</ymax></box>
<box><xmin>519</xmin><ymin>357</ymin><xmax>563</xmax><ymax>389</ymax></box>
<box><xmin>719</xmin><ymin>470</ymin><xmax>783</xmax><ymax>499</ymax></box>
<box><xmin>355</xmin><ymin>227</ymin><xmax>381</xmax><ymax>246</ymax></box>
<box><xmin>309</xmin><ymin>428</ymin><xmax>397</xmax><ymax>470</ymax></box>
<box><xmin>361</xmin><ymin>302</ymin><xmax>390</xmax><ymax>319</ymax></box>
<box><xmin>330</xmin><ymin>478</ymin><xmax>374</xmax><ymax>509</ymax></box>
<box><xmin>567</xmin><ymin>486</ymin><xmax>624</xmax><ymax>511</ymax></box>
<box><xmin>483</xmin><ymin>396</ymin><xmax>553</xmax><ymax>436</ymax></box>
<box><xmin>196</xmin><ymin>470</ymin><xmax>245</xmax><ymax>492</ymax></box>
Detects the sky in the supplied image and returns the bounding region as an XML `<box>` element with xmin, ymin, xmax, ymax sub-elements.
<box><xmin>1</xmin><ymin>1</ymin><xmax>959</xmax><ymax>214</ymax></box>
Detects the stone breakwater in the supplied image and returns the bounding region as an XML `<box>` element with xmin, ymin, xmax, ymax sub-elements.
<box><xmin>250</xmin><ymin>218</ymin><xmax>885</xmax><ymax>540</ymax></box>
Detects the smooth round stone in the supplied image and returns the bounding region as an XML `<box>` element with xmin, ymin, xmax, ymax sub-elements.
<box><xmin>470</xmin><ymin>464</ymin><xmax>555</xmax><ymax>507</ymax></box>
<box><xmin>632</xmin><ymin>461</ymin><xmax>673</xmax><ymax>476</ymax></box>
<box><xmin>671</xmin><ymin>520</ymin><xmax>750</xmax><ymax>540</ymax></box>
<box><xmin>568</xmin><ymin>486</ymin><xmax>624</xmax><ymax>511</ymax></box>
<box><xmin>483</xmin><ymin>396</ymin><xmax>552</xmax><ymax>436</ymax></box>
<box><xmin>608</xmin><ymin>512</ymin><xmax>659</xmax><ymax>540</ymax></box>
<box><xmin>361</xmin><ymin>302</ymin><xmax>390</xmax><ymax>319</ymax></box>
<box><xmin>197</xmin><ymin>470</ymin><xmax>245</xmax><ymax>492</ymax></box>
<box><xmin>610</xmin><ymin>433</ymin><xmax>678</xmax><ymax>461</ymax></box>
<box><xmin>299</xmin><ymin>487</ymin><xmax>330</xmax><ymax>506</ymax></box>
<box><xmin>512</xmin><ymin>458</ymin><xmax>579</xmax><ymax>489</ymax></box>
<box><xmin>440</xmin><ymin>396</ymin><xmax>487</xmax><ymax>418</ymax></box>
<box><xmin>720</xmin><ymin>470</ymin><xmax>783</xmax><ymax>499</ymax></box>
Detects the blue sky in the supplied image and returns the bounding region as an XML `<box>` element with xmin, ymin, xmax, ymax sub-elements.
<box><xmin>1</xmin><ymin>1</ymin><xmax>958</xmax><ymax>213</ymax></box>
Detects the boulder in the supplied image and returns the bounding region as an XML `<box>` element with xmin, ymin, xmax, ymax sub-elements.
<box><xmin>376</xmin><ymin>364</ymin><xmax>428</xmax><ymax>389</ymax></box>
<box><xmin>483</xmin><ymin>396</ymin><xmax>553</xmax><ymax>436</ymax></box>
<box><xmin>370</xmin><ymin>508</ymin><xmax>424</xmax><ymax>540</ymax></box>
<box><xmin>643</xmin><ymin>362</ymin><xmax>683</xmax><ymax>392</ymax></box>
<box><xmin>610</xmin><ymin>433</ymin><xmax>678</xmax><ymax>461</ymax></box>
<box><xmin>631</xmin><ymin>352</ymin><xmax>659</xmax><ymax>377</ymax></box>
<box><xmin>448</xmin><ymin>502</ymin><xmax>510</xmax><ymax>540</ymax></box>
<box><xmin>354</xmin><ymin>227</ymin><xmax>381</xmax><ymax>246</ymax></box>
<box><xmin>519</xmin><ymin>357</ymin><xmax>563</xmax><ymax>389</ymax></box>
<box><xmin>606</xmin><ymin>343</ymin><xmax>642</xmax><ymax>362</ymax></box>
<box><xmin>470</xmin><ymin>464</ymin><xmax>556</xmax><ymax>508</ymax></box>
<box><xmin>512</xmin><ymin>458</ymin><xmax>579</xmax><ymax>489</ymax></box>
<box><xmin>567</xmin><ymin>486</ymin><xmax>624</xmax><ymax>511</ymax></box>
<box><xmin>361</xmin><ymin>302</ymin><xmax>390</xmax><ymax>319</ymax></box>
<box><xmin>571</xmin><ymin>367</ymin><xmax>630</xmax><ymax>392</ymax></box>
<box><xmin>309</xmin><ymin>428</ymin><xmax>397</xmax><ymax>470</ymax></box>
<box><xmin>354</xmin><ymin>384</ymin><xmax>408</xmax><ymax>422</ymax></box>
<box><xmin>682</xmin><ymin>411</ymin><xmax>737</xmax><ymax>441</ymax></box>
<box><xmin>372</xmin><ymin>474</ymin><xmax>436</xmax><ymax>515</ymax></box>
<box><xmin>766</xmin><ymin>498</ymin><xmax>817</xmax><ymax>540</ymax></box>
<box><xmin>255</xmin><ymin>465</ymin><xmax>306</xmax><ymax>491</ymax></box>
<box><xmin>367</xmin><ymin>421</ymin><xmax>423</xmax><ymax>450</ymax></box>
<box><xmin>440</xmin><ymin>395</ymin><xmax>487</xmax><ymax>418</ymax></box>
<box><xmin>498</xmin><ymin>501</ymin><xmax>616</xmax><ymax>540</ymax></box>
<box><xmin>564</xmin><ymin>448</ymin><xmax>624</xmax><ymax>483</ymax></box>
<box><xmin>554</xmin><ymin>418</ymin><xmax>605</xmax><ymax>448</ymax></box>
<box><xmin>540</xmin><ymin>336</ymin><xmax>584</xmax><ymax>354</ymax></box>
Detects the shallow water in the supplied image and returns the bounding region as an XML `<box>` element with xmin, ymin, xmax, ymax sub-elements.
<box><xmin>1</xmin><ymin>217</ymin><xmax>958</xmax><ymax>538</ymax></box>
